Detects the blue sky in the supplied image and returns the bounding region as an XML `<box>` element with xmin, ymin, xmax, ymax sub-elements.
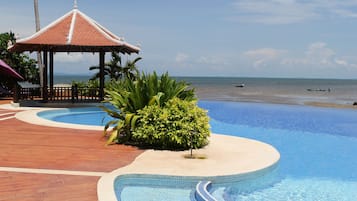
<box><xmin>1</xmin><ymin>0</ymin><xmax>357</xmax><ymax>78</ymax></box>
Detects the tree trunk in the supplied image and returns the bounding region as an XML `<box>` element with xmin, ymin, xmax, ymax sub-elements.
<box><xmin>34</xmin><ymin>0</ymin><xmax>44</xmax><ymax>94</ymax></box>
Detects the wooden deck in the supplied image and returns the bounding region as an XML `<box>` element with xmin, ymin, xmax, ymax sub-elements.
<box><xmin>0</xmin><ymin>104</ymin><xmax>144</xmax><ymax>201</ymax></box>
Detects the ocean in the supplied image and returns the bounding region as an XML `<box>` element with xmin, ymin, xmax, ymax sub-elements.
<box><xmin>54</xmin><ymin>75</ymin><xmax>357</xmax><ymax>105</ymax></box>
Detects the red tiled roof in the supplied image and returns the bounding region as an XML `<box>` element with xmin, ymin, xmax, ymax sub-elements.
<box><xmin>9</xmin><ymin>8</ymin><xmax>140</xmax><ymax>53</ymax></box>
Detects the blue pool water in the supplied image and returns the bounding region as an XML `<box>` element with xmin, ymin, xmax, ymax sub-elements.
<box><xmin>203</xmin><ymin>101</ymin><xmax>357</xmax><ymax>201</ymax></box>
<box><xmin>38</xmin><ymin>101</ymin><xmax>357</xmax><ymax>200</ymax></box>
<box><xmin>38</xmin><ymin>106</ymin><xmax>116</xmax><ymax>126</ymax></box>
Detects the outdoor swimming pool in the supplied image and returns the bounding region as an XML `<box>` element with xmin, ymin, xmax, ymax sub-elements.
<box><xmin>204</xmin><ymin>101</ymin><xmax>357</xmax><ymax>201</ymax></box>
<box><xmin>37</xmin><ymin>106</ymin><xmax>115</xmax><ymax>126</ymax></box>
<box><xmin>38</xmin><ymin>101</ymin><xmax>357</xmax><ymax>200</ymax></box>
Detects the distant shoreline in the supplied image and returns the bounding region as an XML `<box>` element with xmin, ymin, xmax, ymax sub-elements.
<box><xmin>52</xmin><ymin>75</ymin><xmax>357</xmax><ymax>109</ymax></box>
<box><xmin>197</xmin><ymin>96</ymin><xmax>357</xmax><ymax>110</ymax></box>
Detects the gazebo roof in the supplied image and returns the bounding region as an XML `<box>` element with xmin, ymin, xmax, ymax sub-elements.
<box><xmin>9</xmin><ymin>8</ymin><xmax>140</xmax><ymax>53</ymax></box>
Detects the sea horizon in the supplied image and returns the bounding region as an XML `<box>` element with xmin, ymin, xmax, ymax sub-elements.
<box><xmin>54</xmin><ymin>73</ymin><xmax>357</xmax><ymax>82</ymax></box>
<box><xmin>53</xmin><ymin>74</ymin><xmax>357</xmax><ymax>106</ymax></box>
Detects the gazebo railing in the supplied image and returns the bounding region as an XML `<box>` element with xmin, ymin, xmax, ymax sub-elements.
<box><xmin>19</xmin><ymin>86</ymin><xmax>101</xmax><ymax>102</ymax></box>
<box><xmin>19</xmin><ymin>87</ymin><xmax>41</xmax><ymax>100</ymax></box>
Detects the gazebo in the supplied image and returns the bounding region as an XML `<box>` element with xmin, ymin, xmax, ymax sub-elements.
<box><xmin>9</xmin><ymin>4</ymin><xmax>140</xmax><ymax>102</ymax></box>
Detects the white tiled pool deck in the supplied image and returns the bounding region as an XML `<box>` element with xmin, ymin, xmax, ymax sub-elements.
<box><xmin>8</xmin><ymin>105</ymin><xmax>280</xmax><ymax>201</ymax></box>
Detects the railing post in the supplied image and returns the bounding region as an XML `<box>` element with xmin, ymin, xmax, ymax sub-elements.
<box><xmin>13</xmin><ymin>82</ymin><xmax>19</xmax><ymax>103</ymax></box>
<box><xmin>71</xmin><ymin>84</ymin><xmax>78</xmax><ymax>103</ymax></box>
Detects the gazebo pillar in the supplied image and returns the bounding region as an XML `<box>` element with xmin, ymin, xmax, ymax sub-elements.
<box><xmin>99</xmin><ymin>51</ymin><xmax>105</xmax><ymax>101</ymax></box>
<box><xmin>42</xmin><ymin>50</ymin><xmax>48</xmax><ymax>102</ymax></box>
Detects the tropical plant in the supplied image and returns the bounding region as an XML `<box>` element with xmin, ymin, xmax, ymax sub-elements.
<box><xmin>132</xmin><ymin>98</ymin><xmax>210</xmax><ymax>150</ymax></box>
<box><xmin>0</xmin><ymin>32</ymin><xmax>39</xmax><ymax>88</ymax></box>
<box><xmin>71</xmin><ymin>79</ymin><xmax>100</xmax><ymax>89</ymax></box>
<box><xmin>89</xmin><ymin>52</ymin><xmax>141</xmax><ymax>81</ymax></box>
<box><xmin>122</xmin><ymin>57</ymin><xmax>141</xmax><ymax>80</ymax></box>
<box><xmin>71</xmin><ymin>79</ymin><xmax>100</xmax><ymax>97</ymax></box>
<box><xmin>101</xmin><ymin>71</ymin><xmax>196</xmax><ymax>145</ymax></box>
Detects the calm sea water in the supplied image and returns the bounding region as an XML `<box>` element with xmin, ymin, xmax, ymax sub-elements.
<box><xmin>54</xmin><ymin>75</ymin><xmax>92</xmax><ymax>84</ymax></box>
<box><xmin>54</xmin><ymin>75</ymin><xmax>357</xmax><ymax>105</ymax></box>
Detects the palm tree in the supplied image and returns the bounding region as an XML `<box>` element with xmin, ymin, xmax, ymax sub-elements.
<box><xmin>89</xmin><ymin>52</ymin><xmax>122</xmax><ymax>80</ymax></box>
<box><xmin>89</xmin><ymin>52</ymin><xmax>141</xmax><ymax>81</ymax></box>
<box><xmin>122</xmin><ymin>57</ymin><xmax>141</xmax><ymax>80</ymax></box>
<box><xmin>34</xmin><ymin>0</ymin><xmax>43</xmax><ymax>89</ymax></box>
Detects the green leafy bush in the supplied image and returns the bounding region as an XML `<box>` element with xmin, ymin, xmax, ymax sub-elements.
<box><xmin>102</xmin><ymin>72</ymin><xmax>196</xmax><ymax>145</ymax></box>
<box><xmin>132</xmin><ymin>98</ymin><xmax>210</xmax><ymax>150</ymax></box>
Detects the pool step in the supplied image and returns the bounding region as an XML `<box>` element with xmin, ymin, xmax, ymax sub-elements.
<box><xmin>195</xmin><ymin>181</ymin><xmax>217</xmax><ymax>201</ymax></box>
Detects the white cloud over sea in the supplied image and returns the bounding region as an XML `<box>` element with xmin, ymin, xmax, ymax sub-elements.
<box><xmin>281</xmin><ymin>42</ymin><xmax>354</xmax><ymax>68</ymax></box>
<box><xmin>239</xmin><ymin>42</ymin><xmax>357</xmax><ymax>78</ymax></box>
<box><xmin>232</xmin><ymin>0</ymin><xmax>357</xmax><ymax>24</ymax></box>
<box><xmin>244</xmin><ymin>48</ymin><xmax>286</xmax><ymax>67</ymax></box>
<box><xmin>54</xmin><ymin>53</ymin><xmax>94</xmax><ymax>63</ymax></box>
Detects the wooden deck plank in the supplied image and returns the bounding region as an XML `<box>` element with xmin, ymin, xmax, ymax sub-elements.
<box><xmin>0</xmin><ymin>108</ymin><xmax>144</xmax><ymax>201</ymax></box>
<box><xmin>0</xmin><ymin>172</ymin><xmax>98</xmax><ymax>201</ymax></box>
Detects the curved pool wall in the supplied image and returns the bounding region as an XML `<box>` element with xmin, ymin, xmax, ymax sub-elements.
<box><xmin>114</xmin><ymin>166</ymin><xmax>279</xmax><ymax>201</ymax></box>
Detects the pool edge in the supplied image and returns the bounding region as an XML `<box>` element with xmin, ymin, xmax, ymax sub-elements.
<box><xmin>16</xmin><ymin>108</ymin><xmax>104</xmax><ymax>131</ymax></box>
<box><xmin>97</xmin><ymin>133</ymin><xmax>280</xmax><ymax>201</ymax></box>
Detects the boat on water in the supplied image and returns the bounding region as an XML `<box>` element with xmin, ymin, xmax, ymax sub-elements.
<box><xmin>235</xmin><ymin>83</ymin><xmax>245</xmax><ymax>88</ymax></box>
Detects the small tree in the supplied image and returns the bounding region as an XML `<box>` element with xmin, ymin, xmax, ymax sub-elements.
<box><xmin>89</xmin><ymin>52</ymin><xmax>141</xmax><ymax>81</ymax></box>
<box><xmin>122</xmin><ymin>57</ymin><xmax>141</xmax><ymax>80</ymax></box>
<box><xmin>0</xmin><ymin>32</ymin><xmax>39</xmax><ymax>89</ymax></box>
<box><xmin>132</xmin><ymin>98</ymin><xmax>210</xmax><ymax>150</ymax></box>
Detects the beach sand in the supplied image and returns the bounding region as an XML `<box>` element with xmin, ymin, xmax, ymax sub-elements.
<box><xmin>305</xmin><ymin>101</ymin><xmax>357</xmax><ymax>109</ymax></box>
<box><xmin>194</xmin><ymin>85</ymin><xmax>357</xmax><ymax>109</ymax></box>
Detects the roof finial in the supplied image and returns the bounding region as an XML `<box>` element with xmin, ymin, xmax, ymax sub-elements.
<box><xmin>74</xmin><ymin>0</ymin><xmax>78</xmax><ymax>9</ymax></box>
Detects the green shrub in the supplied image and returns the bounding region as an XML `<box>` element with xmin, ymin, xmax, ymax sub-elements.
<box><xmin>102</xmin><ymin>72</ymin><xmax>196</xmax><ymax>145</ymax></box>
<box><xmin>132</xmin><ymin>98</ymin><xmax>210</xmax><ymax>150</ymax></box>
<box><xmin>71</xmin><ymin>79</ymin><xmax>100</xmax><ymax>97</ymax></box>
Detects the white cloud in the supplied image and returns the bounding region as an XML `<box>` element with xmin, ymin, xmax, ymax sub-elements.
<box><xmin>334</xmin><ymin>58</ymin><xmax>348</xmax><ymax>66</ymax></box>
<box><xmin>241</xmin><ymin>43</ymin><xmax>357</xmax><ymax>78</ymax></box>
<box><xmin>305</xmin><ymin>42</ymin><xmax>335</xmax><ymax>65</ymax></box>
<box><xmin>332</xmin><ymin>8</ymin><xmax>357</xmax><ymax>18</ymax></box>
<box><xmin>244</xmin><ymin>48</ymin><xmax>286</xmax><ymax>67</ymax></box>
<box><xmin>196</xmin><ymin>56</ymin><xmax>228</xmax><ymax>65</ymax></box>
<box><xmin>281</xmin><ymin>42</ymin><xmax>355</xmax><ymax>68</ymax></box>
<box><xmin>175</xmin><ymin>53</ymin><xmax>189</xmax><ymax>63</ymax></box>
<box><xmin>232</xmin><ymin>0</ymin><xmax>357</xmax><ymax>24</ymax></box>
<box><xmin>54</xmin><ymin>53</ymin><xmax>97</xmax><ymax>63</ymax></box>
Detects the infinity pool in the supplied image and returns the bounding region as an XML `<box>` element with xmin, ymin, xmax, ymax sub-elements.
<box><xmin>38</xmin><ymin>101</ymin><xmax>357</xmax><ymax>200</ymax></box>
